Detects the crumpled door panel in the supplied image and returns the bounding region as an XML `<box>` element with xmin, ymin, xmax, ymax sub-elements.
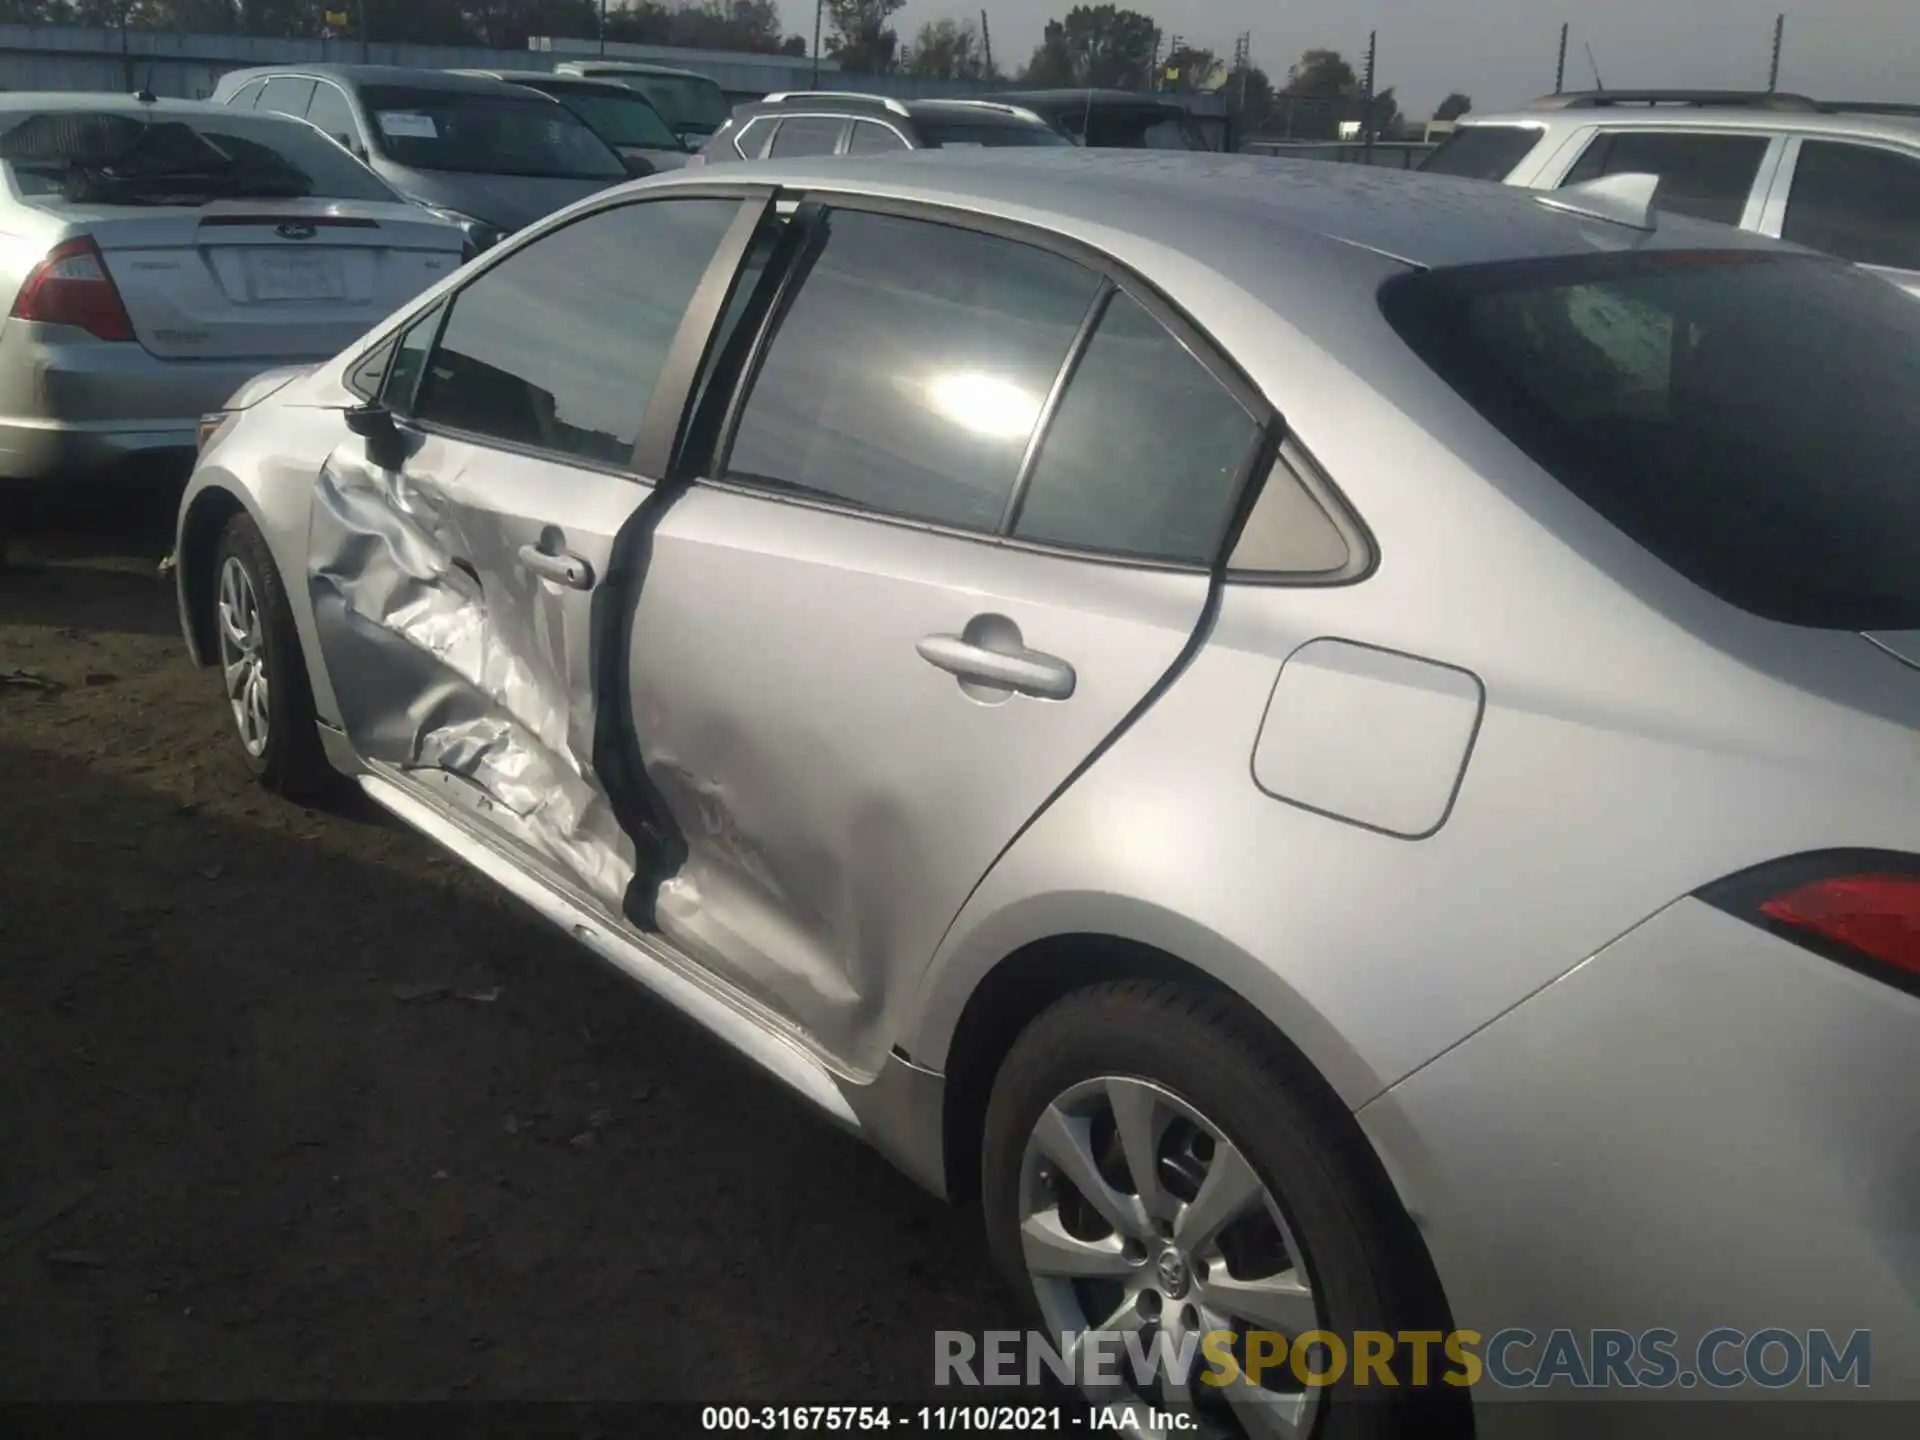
<box><xmin>308</xmin><ymin>441</ymin><xmax>637</xmax><ymax>908</ymax></box>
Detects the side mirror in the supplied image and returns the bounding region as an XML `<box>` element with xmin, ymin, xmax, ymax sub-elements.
<box><xmin>345</xmin><ymin>402</ymin><xmax>408</xmax><ymax>470</ymax></box>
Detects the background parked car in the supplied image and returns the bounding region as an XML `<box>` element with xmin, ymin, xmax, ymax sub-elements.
<box><xmin>550</xmin><ymin>60</ymin><xmax>730</xmax><ymax>146</ymax></box>
<box><xmin>210</xmin><ymin>64</ymin><xmax>630</xmax><ymax>255</ymax></box>
<box><xmin>986</xmin><ymin>88</ymin><xmax>1233</xmax><ymax>150</ymax></box>
<box><xmin>697</xmin><ymin>93</ymin><xmax>1069</xmax><ymax>164</ymax></box>
<box><xmin>449</xmin><ymin>69</ymin><xmax>692</xmax><ymax>177</ymax></box>
<box><xmin>1424</xmin><ymin>88</ymin><xmax>1920</xmax><ymax>294</ymax></box>
<box><xmin>0</xmin><ymin>93</ymin><xmax>463</xmax><ymax>487</ymax></box>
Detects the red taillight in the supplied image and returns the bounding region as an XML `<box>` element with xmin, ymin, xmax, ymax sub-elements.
<box><xmin>10</xmin><ymin>236</ymin><xmax>135</xmax><ymax>342</ymax></box>
<box><xmin>1701</xmin><ymin>852</ymin><xmax>1920</xmax><ymax>993</ymax></box>
<box><xmin>1759</xmin><ymin>875</ymin><xmax>1920</xmax><ymax>978</ymax></box>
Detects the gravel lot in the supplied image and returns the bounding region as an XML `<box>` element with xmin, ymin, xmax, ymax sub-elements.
<box><xmin>0</xmin><ymin>497</ymin><xmax>1014</xmax><ymax>1404</ymax></box>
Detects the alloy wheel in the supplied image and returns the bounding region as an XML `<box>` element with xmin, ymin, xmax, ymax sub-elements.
<box><xmin>1017</xmin><ymin>1076</ymin><xmax>1325</xmax><ymax>1439</ymax></box>
<box><xmin>217</xmin><ymin>554</ymin><xmax>270</xmax><ymax>758</ymax></box>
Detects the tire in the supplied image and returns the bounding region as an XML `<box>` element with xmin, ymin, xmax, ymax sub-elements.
<box><xmin>210</xmin><ymin>511</ymin><xmax>334</xmax><ymax>801</ymax></box>
<box><xmin>982</xmin><ymin>981</ymin><xmax>1467</xmax><ymax>1440</ymax></box>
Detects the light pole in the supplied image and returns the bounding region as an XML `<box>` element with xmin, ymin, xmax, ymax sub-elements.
<box><xmin>812</xmin><ymin>0</ymin><xmax>825</xmax><ymax>88</ymax></box>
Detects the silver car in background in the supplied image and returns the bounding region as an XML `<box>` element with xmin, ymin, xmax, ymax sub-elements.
<box><xmin>176</xmin><ymin>151</ymin><xmax>1919</xmax><ymax>1432</ymax></box>
<box><xmin>0</xmin><ymin>94</ymin><xmax>463</xmax><ymax>486</ymax></box>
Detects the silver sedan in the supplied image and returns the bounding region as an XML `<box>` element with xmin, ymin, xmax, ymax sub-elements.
<box><xmin>0</xmin><ymin>93</ymin><xmax>463</xmax><ymax>487</ymax></box>
<box><xmin>175</xmin><ymin>150</ymin><xmax>1920</xmax><ymax>1432</ymax></box>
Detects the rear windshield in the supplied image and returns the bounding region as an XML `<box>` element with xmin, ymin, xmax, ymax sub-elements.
<box><xmin>1383</xmin><ymin>251</ymin><xmax>1920</xmax><ymax>630</ymax></box>
<box><xmin>360</xmin><ymin>85</ymin><xmax>626</xmax><ymax>180</ymax></box>
<box><xmin>1420</xmin><ymin>124</ymin><xmax>1542</xmax><ymax>180</ymax></box>
<box><xmin>540</xmin><ymin>86</ymin><xmax>681</xmax><ymax>151</ymax></box>
<box><xmin>604</xmin><ymin>74</ymin><xmax>729</xmax><ymax>134</ymax></box>
<box><xmin>921</xmin><ymin>120</ymin><xmax>1071</xmax><ymax>149</ymax></box>
<box><xmin>0</xmin><ymin>108</ymin><xmax>397</xmax><ymax>204</ymax></box>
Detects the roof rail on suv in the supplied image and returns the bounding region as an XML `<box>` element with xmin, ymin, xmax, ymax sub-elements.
<box><xmin>1817</xmin><ymin>100</ymin><xmax>1920</xmax><ymax>119</ymax></box>
<box><xmin>930</xmin><ymin>99</ymin><xmax>1047</xmax><ymax>124</ymax></box>
<box><xmin>1524</xmin><ymin>89</ymin><xmax>1823</xmax><ymax>112</ymax></box>
<box><xmin>761</xmin><ymin>90</ymin><xmax>911</xmax><ymax>118</ymax></box>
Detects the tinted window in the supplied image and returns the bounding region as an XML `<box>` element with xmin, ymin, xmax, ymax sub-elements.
<box><xmin>1783</xmin><ymin>140</ymin><xmax>1920</xmax><ymax>272</ymax></box>
<box><xmin>542</xmin><ymin>86</ymin><xmax>680</xmax><ymax>150</ymax></box>
<box><xmin>847</xmin><ymin>120</ymin><xmax>910</xmax><ymax>154</ymax></box>
<box><xmin>920</xmin><ymin>121</ymin><xmax>1070</xmax><ymax>149</ymax></box>
<box><xmin>1384</xmin><ymin>252</ymin><xmax>1920</xmax><ymax>629</ymax></box>
<box><xmin>1561</xmin><ymin>131</ymin><xmax>1767</xmax><ymax>226</ymax></box>
<box><xmin>305</xmin><ymin>82</ymin><xmax>359</xmax><ymax>148</ymax></box>
<box><xmin>1013</xmin><ymin>290</ymin><xmax>1261</xmax><ymax>563</ymax></box>
<box><xmin>769</xmin><ymin>116</ymin><xmax>846</xmax><ymax>158</ymax></box>
<box><xmin>227</xmin><ymin>79</ymin><xmax>266</xmax><ymax>111</ymax></box>
<box><xmin>360</xmin><ymin>84</ymin><xmax>625</xmax><ymax>180</ymax></box>
<box><xmin>384</xmin><ymin>304</ymin><xmax>444</xmax><ymax>413</ymax></box>
<box><xmin>0</xmin><ymin>109</ymin><xmax>397</xmax><ymax>203</ymax></box>
<box><xmin>620</xmin><ymin>74</ymin><xmax>729</xmax><ymax>134</ymax></box>
<box><xmin>414</xmin><ymin>199</ymin><xmax>740</xmax><ymax>466</ymax></box>
<box><xmin>726</xmin><ymin>210</ymin><xmax>1103</xmax><ymax>531</ymax></box>
<box><xmin>1420</xmin><ymin>124</ymin><xmax>1542</xmax><ymax>180</ymax></box>
<box><xmin>732</xmin><ymin>117</ymin><xmax>776</xmax><ymax>159</ymax></box>
<box><xmin>257</xmin><ymin>76</ymin><xmax>316</xmax><ymax>117</ymax></box>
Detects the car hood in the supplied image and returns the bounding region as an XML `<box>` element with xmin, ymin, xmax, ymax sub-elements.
<box><xmin>375</xmin><ymin>164</ymin><xmax>617</xmax><ymax>232</ymax></box>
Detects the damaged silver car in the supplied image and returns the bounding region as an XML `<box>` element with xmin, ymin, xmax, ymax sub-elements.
<box><xmin>176</xmin><ymin>151</ymin><xmax>1920</xmax><ymax>1434</ymax></box>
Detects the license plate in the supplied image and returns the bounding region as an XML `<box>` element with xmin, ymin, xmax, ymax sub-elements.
<box><xmin>246</xmin><ymin>251</ymin><xmax>346</xmax><ymax>302</ymax></box>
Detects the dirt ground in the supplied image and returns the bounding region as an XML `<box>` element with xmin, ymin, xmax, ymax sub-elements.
<box><xmin>0</xmin><ymin>494</ymin><xmax>1016</xmax><ymax>1404</ymax></box>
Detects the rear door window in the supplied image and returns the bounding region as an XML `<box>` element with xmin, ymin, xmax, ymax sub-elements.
<box><xmin>1559</xmin><ymin>131</ymin><xmax>1769</xmax><ymax>226</ymax></box>
<box><xmin>769</xmin><ymin>116</ymin><xmax>847</xmax><ymax>158</ymax></box>
<box><xmin>256</xmin><ymin>76</ymin><xmax>317</xmax><ymax>118</ymax></box>
<box><xmin>305</xmin><ymin>82</ymin><xmax>361</xmax><ymax>151</ymax></box>
<box><xmin>1782</xmin><ymin>140</ymin><xmax>1920</xmax><ymax>272</ymax></box>
<box><xmin>1012</xmin><ymin>289</ymin><xmax>1263</xmax><ymax>563</ymax></box>
<box><xmin>412</xmin><ymin>198</ymin><xmax>742</xmax><ymax>467</ymax></box>
<box><xmin>1421</xmin><ymin>124</ymin><xmax>1543</xmax><ymax>180</ymax></box>
<box><xmin>1383</xmin><ymin>251</ymin><xmax>1920</xmax><ymax>629</ymax></box>
<box><xmin>723</xmin><ymin>209</ymin><xmax>1103</xmax><ymax>531</ymax></box>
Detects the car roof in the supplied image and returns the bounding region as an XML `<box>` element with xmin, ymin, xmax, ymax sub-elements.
<box><xmin>678</xmin><ymin>147</ymin><xmax>1797</xmax><ymax>274</ymax></box>
<box><xmin>0</xmin><ymin>93</ymin><xmax>252</xmax><ymax>117</ymax></box>
<box><xmin>1462</xmin><ymin>102</ymin><xmax>1920</xmax><ymax>146</ymax></box>
<box><xmin>901</xmin><ymin>99</ymin><xmax>1051</xmax><ymax>126</ymax></box>
<box><xmin>560</xmin><ymin>61</ymin><xmax>712</xmax><ymax>81</ymax></box>
<box><xmin>216</xmin><ymin>64</ymin><xmax>538</xmax><ymax>97</ymax></box>
<box><xmin>451</xmin><ymin>69</ymin><xmax>646</xmax><ymax>96</ymax></box>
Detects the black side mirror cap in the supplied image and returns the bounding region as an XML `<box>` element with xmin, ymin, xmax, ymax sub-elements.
<box><xmin>344</xmin><ymin>402</ymin><xmax>394</xmax><ymax>439</ymax></box>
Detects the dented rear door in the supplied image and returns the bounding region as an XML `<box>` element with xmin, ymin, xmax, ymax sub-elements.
<box><xmin>306</xmin><ymin>190</ymin><xmax>771</xmax><ymax>913</ymax></box>
<box><xmin>620</xmin><ymin>202</ymin><xmax>1268</xmax><ymax>1077</ymax></box>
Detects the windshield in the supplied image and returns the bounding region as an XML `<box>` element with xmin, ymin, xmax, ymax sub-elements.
<box><xmin>543</xmin><ymin>87</ymin><xmax>682</xmax><ymax>151</ymax></box>
<box><xmin>360</xmin><ymin>85</ymin><xmax>626</xmax><ymax>180</ymax></box>
<box><xmin>616</xmin><ymin>75</ymin><xmax>730</xmax><ymax>134</ymax></box>
<box><xmin>922</xmin><ymin>121</ymin><xmax>1071</xmax><ymax>149</ymax></box>
<box><xmin>0</xmin><ymin>108</ymin><xmax>398</xmax><ymax>204</ymax></box>
<box><xmin>1383</xmin><ymin>251</ymin><xmax>1920</xmax><ymax>630</ymax></box>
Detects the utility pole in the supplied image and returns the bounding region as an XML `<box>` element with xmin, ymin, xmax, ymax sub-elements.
<box><xmin>1555</xmin><ymin>22</ymin><xmax>1569</xmax><ymax>94</ymax></box>
<box><xmin>600</xmin><ymin>0</ymin><xmax>609</xmax><ymax>58</ymax></box>
<box><xmin>1768</xmin><ymin>13</ymin><xmax>1785</xmax><ymax>92</ymax></box>
<box><xmin>1164</xmin><ymin>33</ymin><xmax>1184</xmax><ymax>92</ymax></box>
<box><xmin>811</xmin><ymin>0</ymin><xmax>824</xmax><ymax>88</ymax></box>
<box><xmin>980</xmin><ymin>9</ymin><xmax>993</xmax><ymax>79</ymax></box>
<box><xmin>1361</xmin><ymin>29</ymin><xmax>1377</xmax><ymax>157</ymax></box>
<box><xmin>1233</xmin><ymin>30</ymin><xmax>1251</xmax><ymax>107</ymax></box>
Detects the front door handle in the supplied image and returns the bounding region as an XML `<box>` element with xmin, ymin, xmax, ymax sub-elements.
<box><xmin>917</xmin><ymin>633</ymin><xmax>1077</xmax><ymax>701</ymax></box>
<box><xmin>517</xmin><ymin>543</ymin><xmax>594</xmax><ymax>590</ymax></box>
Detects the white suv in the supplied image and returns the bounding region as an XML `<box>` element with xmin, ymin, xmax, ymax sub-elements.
<box><xmin>1426</xmin><ymin>89</ymin><xmax>1920</xmax><ymax>295</ymax></box>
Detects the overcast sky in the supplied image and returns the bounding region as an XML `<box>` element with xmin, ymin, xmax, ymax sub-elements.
<box><xmin>891</xmin><ymin>0</ymin><xmax>1920</xmax><ymax>117</ymax></box>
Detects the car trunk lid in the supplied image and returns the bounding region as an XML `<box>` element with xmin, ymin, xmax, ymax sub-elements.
<box><xmin>69</xmin><ymin>200</ymin><xmax>461</xmax><ymax>362</ymax></box>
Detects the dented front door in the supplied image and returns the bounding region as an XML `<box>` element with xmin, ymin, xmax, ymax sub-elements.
<box><xmin>309</xmin><ymin>431</ymin><xmax>649</xmax><ymax>910</ymax></box>
<box><xmin>305</xmin><ymin>190</ymin><xmax>771</xmax><ymax>914</ymax></box>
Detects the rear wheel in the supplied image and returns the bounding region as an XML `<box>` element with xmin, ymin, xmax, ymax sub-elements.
<box><xmin>982</xmin><ymin>981</ymin><xmax>1464</xmax><ymax>1440</ymax></box>
<box><xmin>212</xmin><ymin>512</ymin><xmax>333</xmax><ymax>800</ymax></box>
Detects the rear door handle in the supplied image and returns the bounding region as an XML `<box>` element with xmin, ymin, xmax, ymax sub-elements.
<box><xmin>517</xmin><ymin>543</ymin><xmax>594</xmax><ymax>590</ymax></box>
<box><xmin>916</xmin><ymin>634</ymin><xmax>1077</xmax><ymax>700</ymax></box>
